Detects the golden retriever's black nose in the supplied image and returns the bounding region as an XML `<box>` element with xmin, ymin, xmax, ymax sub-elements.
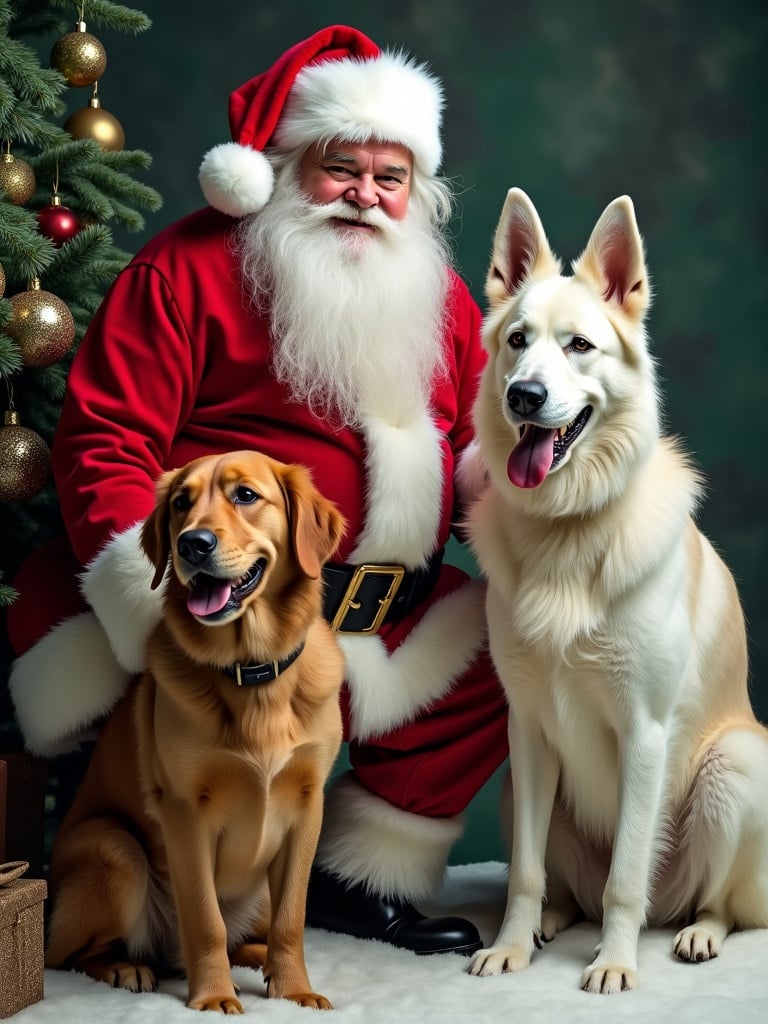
<box><xmin>177</xmin><ymin>529</ymin><xmax>218</xmax><ymax>566</ymax></box>
<box><xmin>506</xmin><ymin>379</ymin><xmax>547</xmax><ymax>417</ymax></box>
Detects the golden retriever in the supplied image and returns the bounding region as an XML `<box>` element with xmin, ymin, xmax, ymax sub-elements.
<box><xmin>465</xmin><ymin>189</ymin><xmax>768</xmax><ymax>992</ymax></box>
<box><xmin>45</xmin><ymin>450</ymin><xmax>346</xmax><ymax>1012</ymax></box>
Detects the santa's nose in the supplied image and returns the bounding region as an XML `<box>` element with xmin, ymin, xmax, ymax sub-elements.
<box><xmin>345</xmin><ymin>176</ymin><xmax>379</xmax><ymax>208</ymax></box>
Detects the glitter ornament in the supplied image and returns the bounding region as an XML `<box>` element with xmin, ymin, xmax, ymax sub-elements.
<box><xmin>37</xmin><ymin>193</ymin><xmax>80</xmax><ymax>246</ymax></box>
<box><xmin>6</xmin><ymin>279</ymin><xmax>76</xmax><ymax>367</ymax></box>
<box><xmin>0</xmin><ymin>262</ymin><xmax>5</xmax><ymax>298</ymax></box>
<box><xmin>50</xmin><ymin>20</ymin><xmax>107</xmax><ymax>87</ymax></box>
<box><xmin>0</xmin><ymin>409</ymin><xmax>51</xmax><ymax>502</ymax></box>
<box><xmin>0</xmin><ymin>149</ymin><xmax>36</xmax><ymax>205</ymax></box>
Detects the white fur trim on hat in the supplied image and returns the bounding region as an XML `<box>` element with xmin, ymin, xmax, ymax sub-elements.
<box><xmin>9</xmin><ymin>612</ymin><xmax>131</xmax><ymax>756</ymax></box>
<box><xmin>199</xmin><ymin>141</ymin><xmax>276</xmax><ymax>218</ymax></box>
<box><xmin>79</xmin><ymin>521</ymin><xmax>166</xmax><ymax>673</ymax></box>
<box><xmin>277</xmin><ymin>51</ymin><xmax>443</xmax><ymax>178</ymax></box>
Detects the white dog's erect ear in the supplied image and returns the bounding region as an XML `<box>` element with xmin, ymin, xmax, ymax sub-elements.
<box><xmin>574</xmin><ymin>195</ymin><xmax>650</xmax><ymax>322</ymax></box>
<box><xmin>485</xmin><ymin>187</ymin><xmax>561</xmax><ymax>307</ymax></box>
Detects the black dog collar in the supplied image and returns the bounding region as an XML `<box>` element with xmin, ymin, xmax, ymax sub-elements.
<box><xmin>223</xmin><ymin>643</ymin><xmax>305</xmax><ymax>686</ymax></box>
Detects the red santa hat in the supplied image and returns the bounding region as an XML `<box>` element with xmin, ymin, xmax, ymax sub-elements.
<box><xmin>198</xmin><ymin>24</ymin><xmax>444</xmax><ymax>218</ymax></box>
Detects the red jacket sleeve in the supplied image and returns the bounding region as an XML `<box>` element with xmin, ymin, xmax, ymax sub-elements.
<box><xmin>53</xmin><ymin>261</ymin><xmax>196</xmax><ymax>566</ymax></box>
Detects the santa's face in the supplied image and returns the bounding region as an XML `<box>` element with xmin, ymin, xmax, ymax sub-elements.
<box><xmin>298</xmin><ymin>139</ymin><xmax>413</xmax><ymax>228</ymax></box>
<box><xmin>234</xmin><ymin>147</ymin><xmax>448</xmax><ymax>427</ymax></box>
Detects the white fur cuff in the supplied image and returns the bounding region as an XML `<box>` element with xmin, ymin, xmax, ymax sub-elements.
<box><xmin>9</xmin><ymin>612</ymin><xmax>131</xmax><ymax>755</ymax></box>
<box><xmin>340</xmin><ymin>579</ymin><xmax>487</xmax><ymax>741</ymax></box>
<box><xmin>316</xmin><ymin>772</ymin><xmax>463</xmax><ymax>901</ymax></box>
<box><xmin>79</xmin><ymin>522</ymin><xmax>165</xmax><ymax>673</ymax></box>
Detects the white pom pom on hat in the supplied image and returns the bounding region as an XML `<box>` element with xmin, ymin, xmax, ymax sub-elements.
<box><xmin>199</xmin><ymin>143</ymin><xmax>275</xmax><ymax>218</ymax></box>
<box><xmin>198</xmin><ymin>24</ymin><xmax>444</xmax><ymax>218</ymax></box>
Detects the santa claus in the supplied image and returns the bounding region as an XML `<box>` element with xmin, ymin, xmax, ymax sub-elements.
<box><xmin>7</xmin><ymin>24</ymin><xmax>508</xmax><ymax>955</ymax></box>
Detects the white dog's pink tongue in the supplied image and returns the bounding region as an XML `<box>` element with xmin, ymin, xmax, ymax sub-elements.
<box><xmin>188</xmin><ymin>578</ymin><xmax>232</xmax><ymax>616</ymax></box>
<box><xmin>507</xmin><ymin>427</ymin><xmax>556</xmax><ymax>488</ymax></box>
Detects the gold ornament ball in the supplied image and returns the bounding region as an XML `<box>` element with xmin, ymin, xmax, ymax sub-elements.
<box><xmin>0</xmin><ymin>153</ymin><xmax>37</xmax><ymax>205</ymax></box>
<box><xmin>7</xmin><ymin>281</ymin><xmax>76</xmax><ymax>368</ymax></box>
<box><xmin>0</xmin><ymin>411</ymin><xmax>51</xmax><ymax>503</ymax></box>
<box><xmin>65</xmin><ymin>97</ymin><xmax>125</xmax><ymax>152</ymax></box>
<box><xmin>51</xmin><ymin>22</ymin><xmax>107</xmax><ymax>87</ymax></box>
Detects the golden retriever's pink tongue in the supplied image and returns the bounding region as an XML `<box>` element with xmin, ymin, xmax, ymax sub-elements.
<box><xmin>188</xmin><ymin>579</ymin><xmax>232</xmax><ymax>616</ymax></box>
<box><xmin>507</xmin><ymin>427</ymin><xmax>556</xmax><ymax>488</ymax></box>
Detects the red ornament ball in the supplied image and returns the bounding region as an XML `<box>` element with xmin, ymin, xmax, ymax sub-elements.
<box><xmin>37</xmin><ymin>198</ymin><xmax>80</xmax><ymax>247</ymax></box>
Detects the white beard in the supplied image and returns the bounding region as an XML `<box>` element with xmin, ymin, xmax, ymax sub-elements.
<box><xmin>235</xmin><ymin>171</ymin><xmax>450</xmax><ymax>428</ymax></box>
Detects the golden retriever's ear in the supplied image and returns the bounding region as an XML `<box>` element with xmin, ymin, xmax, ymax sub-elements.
<box><xmin>140</xmin><ymin>469</ymin><xmax>178</xmax><ymax>590</ymax></box>
<box><xmin>278</xmin><ymin>464</ymin><xmax>346</xmax><ymax>579</ymax></box>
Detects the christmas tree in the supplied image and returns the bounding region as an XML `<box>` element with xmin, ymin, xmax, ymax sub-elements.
<box><xmin>0</xmin><ymin>0</ymin><xmax>161</xmax><ymax>752</ymax></box>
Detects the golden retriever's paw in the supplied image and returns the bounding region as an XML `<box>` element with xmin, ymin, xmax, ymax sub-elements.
<box><xmin>284</xmin><ymin>991</ymin><xmax>333</xmax><ymax>1009</ymax></box>
<box><xmin>673</xmin><ymin>925</ymin><xmax>721</xmax><ymax>962</ymax></box>
<box><xmin>103</xmin><ymin>963</ymin><xmax>157</xmax><ymax>992</ymax></box>
<box><xmin>187</xmin><ymin>993</ymin><xmax>244</xmax><ymax>1014</ymax></box>
<box><xmin>468</xmin><ymin>945</ymin><xmax>531</xmax><ymax>976</ymax></box>
<box><xmin>581</xmin><ymin>963</ymin><xmax>638</xmax><ymax>994</ymax></box>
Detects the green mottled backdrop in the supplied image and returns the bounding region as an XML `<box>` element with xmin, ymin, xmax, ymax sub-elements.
<box><xmin>30</xmin><ymin>0</ymin><xmax>768</xmax><ymax>862</ymax></box>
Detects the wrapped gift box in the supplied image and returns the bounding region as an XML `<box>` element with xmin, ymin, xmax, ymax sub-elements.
<box><xmin>0</xmin><ymin>862</ymin><xmax>47</xmax><ymax>1018</ymax></box>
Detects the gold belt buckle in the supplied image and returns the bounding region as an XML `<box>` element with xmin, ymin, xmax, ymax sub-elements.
<box><xmin>330</xmin><ymin>564</ymin><xmax>406</xmax><ymax>634</ymax></box>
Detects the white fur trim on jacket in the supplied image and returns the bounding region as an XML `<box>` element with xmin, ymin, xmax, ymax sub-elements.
<box><xmin>79</xmin><ymin>521</ymin><xmax>166</xmax><ymax>673</ymax></box>
<box><xmin>340</xmin><ymin>579</ymin><xmax>487</xmax><ymax>741</ymax></box>
<box><xmin>9</xmin><ymin>612</ymin><xmax>131</xmax><ymax>756</ymax></box>
<box><xmin>315</xmin><ymin>772</ymin><xmax>463</xmax><ymax>900</ymax></box>
<box><xmin>350</xmin><ymin>409</ymin><xmax>443</xmax><ymax>568</ymax></box>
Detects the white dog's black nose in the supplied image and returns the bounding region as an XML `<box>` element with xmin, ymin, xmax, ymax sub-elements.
<box><xmin>506</xmin><ymin>380</ymin><xmax>547</xmax><ymax>417</ymax></box>
<box><xmin>177</xmin><ymin>529</ymin><xmax>218</xmax><ymax>565</ymax></box>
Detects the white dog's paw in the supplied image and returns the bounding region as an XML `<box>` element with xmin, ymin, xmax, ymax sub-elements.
<box><xmin>581</xmin><ymin>963</ymin><xmax>638</xmax><ymax>994</ymax></box>
<box><xmin>468</xmin><ymin>945</ymin><xmax>531</xmax><ymax>977</ymax></box>
<box><xmin>673</xmin><ymin>925</ymin><xmax>722</xmax><ymax>962</ymax></box>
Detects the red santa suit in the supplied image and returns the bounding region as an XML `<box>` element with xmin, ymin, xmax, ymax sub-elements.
<box><xmin>8</xmin><ymin>24</ymin><xmax>508</xmax><ymax>904</ymax></box>
<box><xmin>8</xmin><ymin>203</ymin><xmax>507</xmax><ymax>899</ymax></box>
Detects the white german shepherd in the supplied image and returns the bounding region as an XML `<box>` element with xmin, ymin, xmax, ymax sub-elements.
<box><xmin>465</xmin><ymin>188</ymin><xmax>768</xmax><ymax>993</ymax></box>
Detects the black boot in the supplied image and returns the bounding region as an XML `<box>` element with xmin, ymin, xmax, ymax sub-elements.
<box><xmin>305</xmin><ymin>867</ymin><xmax>482</xmax><ymax>956</ymax></box>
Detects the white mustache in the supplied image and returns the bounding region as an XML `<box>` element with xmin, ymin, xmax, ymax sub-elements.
<box><xmin>301</xmin><ymin>198</ymin><xmax>393</xmax><ymax>233</ymax></box>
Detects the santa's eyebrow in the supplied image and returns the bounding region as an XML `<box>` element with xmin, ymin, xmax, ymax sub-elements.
<box><xmin>324</xmin><ymin>151</ymin><xmax>354</xmax><ymax>163</ymax></box>
<box><xmin>382</xmin><ymin>163</ymin><xmax>410</xmax><ymax>178</ymax></box>
<box><xmin>324</xmin><ymin>151</ymin><xmax>409</xmax><ymax>178</ymax></box>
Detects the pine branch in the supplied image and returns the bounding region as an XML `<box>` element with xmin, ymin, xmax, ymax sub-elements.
<box><xmin>48</xmin><ymin>0</ymin><xmax>151</xmax><ymax>33</ymax></box>
<box><xmin>5</xmin><ymin>0</ymin><xmax>66</xmax><ymax>35</ymax></box>
<box><xmin>0</xmin><ymin>34</ymin><xmax>65</xmax><ymax>108</ymax></box>
<box><xmin>42</xmin><ymin>222</ymin><xmax>121</xmax><ymax>289</ymax></box>
<box><xmin>27</xmin><ymin>138</ymin><xmax>162</xmax><ymax>225</ymax></box>
<box><xmin>0</xmin><ymin>0</ymin><xmax>160</xmax><ymax>642</ymax></box>
<box><xmin>29</xmin><ymin>358</ymin><xmax>68</xmax><ymax>401</ymax></box>
<box><xmin>0</xmin><ymin>199</ymin><xmax>56</xmax><ymax>280</ymax></box>
<box><xmin>0</xmin><ymin>328</ymin><xmax>25</xmax><ymax>374</ymax></box>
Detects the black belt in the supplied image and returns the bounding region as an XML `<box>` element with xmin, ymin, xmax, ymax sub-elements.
<box><xmin>322</xmin><ymin>548</ymin><xmax>444</xmax><ymax>634</ymax></box>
